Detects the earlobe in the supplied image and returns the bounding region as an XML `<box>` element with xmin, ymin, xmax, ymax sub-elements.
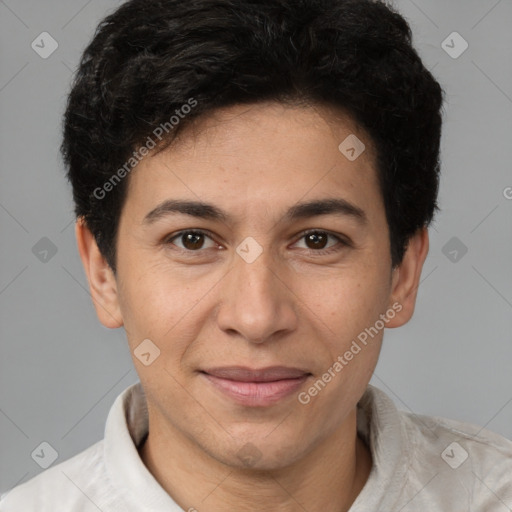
<box><xmin>75</xmin><ymin>217</ymin><xmax>124</xmax><ymax>329</ymax></box>
<box><xmin>386</xmin><ymin>227</ymin><xmax>430</xmax><ymax>328</ymax></box>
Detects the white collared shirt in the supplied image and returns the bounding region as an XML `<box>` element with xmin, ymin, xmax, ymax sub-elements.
<box><xmin>1</xmin><ymin>381</ymin><xmax>511</xmax><ymax>511</ymax></box>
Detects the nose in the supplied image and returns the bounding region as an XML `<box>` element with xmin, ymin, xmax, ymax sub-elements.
<box><xmin>216</xmin><ymin>246</ymin><xmax>298</xmax><ymax>344</ymax></box>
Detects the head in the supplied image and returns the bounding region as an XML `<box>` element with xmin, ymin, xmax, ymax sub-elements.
<box><xmin>65</xmin><ymin>0</ymin><xmax>444</xmax><ymax>470</ymax></box>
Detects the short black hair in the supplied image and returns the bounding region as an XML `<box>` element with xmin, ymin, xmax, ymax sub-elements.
<box><xmin>62</xmin><ymin>0</ymin><xmax>445</xmax><ymax>274</ymax></box>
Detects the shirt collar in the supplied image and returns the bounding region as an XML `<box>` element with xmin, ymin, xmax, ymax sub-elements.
<box><xmin>104</xmin><ymin>382</ymin><xmax>181</xmax><ymax>511</ymax></box>
<box><xmin>351</xmin><ymin>383</ymin><xmax>410</xmax><ymax>510</ymax></box>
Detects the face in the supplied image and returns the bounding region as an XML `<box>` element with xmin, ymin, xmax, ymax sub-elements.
<box><xmin>79</xmin><ymin>102</ymin><xmax>426</xmax><ymax>470</ymax></box>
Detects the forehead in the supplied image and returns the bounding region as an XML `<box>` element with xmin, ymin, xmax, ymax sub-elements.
<box><xmin>122</xmin><ymin>102</ymin><xmax>384</xmax><ymax>226</ymax></box>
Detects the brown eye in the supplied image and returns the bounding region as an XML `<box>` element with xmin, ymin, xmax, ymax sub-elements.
<box><xmin>166</xmin><ymin>230</ymin><xmax>217</xmax><ymax>251</ymax></box>
<box><xmin>294</xmin><ymin>230</ymin><xmax>344</xmax><ymax>253</ymax></box>
<box><xmin>304</xmin><ymin>232</ymin><xmax>329</xmax><ymax>250</ymax></box>
<box><xmin>182</xmin><ymin>232</ymin><xmax>205</xmax><ymax>250</ymax></box>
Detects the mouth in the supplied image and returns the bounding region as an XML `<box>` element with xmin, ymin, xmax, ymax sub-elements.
<box><xmin>199</xmin><ymin>366</ymin><xmax>312</xmax><ymax>406</ymax></box>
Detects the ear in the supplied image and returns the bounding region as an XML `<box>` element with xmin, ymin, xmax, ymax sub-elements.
<box><xmin>75</xmin><ymin>217</ymin><xmax>123</xmax><ymax>329</ymax></box>
<box><xmin>386</xmin><ymin>227</ymin><xmax>429</xmax><ymax>328</ymax></box>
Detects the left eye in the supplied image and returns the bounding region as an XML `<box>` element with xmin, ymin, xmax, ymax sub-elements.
<box><xmin>293</xmin><ymin>231</ymin><xmax>343</xmax><ymax>252</ymax></box>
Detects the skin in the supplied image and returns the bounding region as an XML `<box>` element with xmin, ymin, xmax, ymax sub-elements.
<box><xmin>76</xmin><ymin>102</ymin><xmax>429</xmax><ymax>512</ymax></box>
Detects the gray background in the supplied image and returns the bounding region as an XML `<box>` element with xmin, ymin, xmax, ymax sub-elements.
<box><xmin>1</xmin><ymin>0</ymin><xmax>511</xmax><ymax>495</ymax></box>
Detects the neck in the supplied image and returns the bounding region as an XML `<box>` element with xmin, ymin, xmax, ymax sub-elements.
<box><xmin>139</xmin><ymin>406</ymin><xmax>372</xmax><ymax>512</ymax></box>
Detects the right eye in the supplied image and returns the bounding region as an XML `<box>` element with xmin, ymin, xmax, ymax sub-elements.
<box><xmin>164</xmin><ymin>230</ymin><xmax>219</xmax><ymax>252</ymax></box>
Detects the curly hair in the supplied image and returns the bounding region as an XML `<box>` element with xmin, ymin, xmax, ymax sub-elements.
<box><xmin>62</xmin><ymin>0</ymin><xmax>445</xmax><ymax>273</ymax></box>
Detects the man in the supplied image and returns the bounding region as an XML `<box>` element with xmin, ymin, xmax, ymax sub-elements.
<box><xmin>1</xmin><ymin>0</ymin><xmax>511</xmax><ymax>510</ymax></box>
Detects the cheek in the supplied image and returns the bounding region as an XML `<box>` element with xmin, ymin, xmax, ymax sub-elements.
<box><xmin>116</xmin><ymin>257</ymin><xmax>218</xmax><ymax>355</ymax></box>
<box><xmin>297</xmin><ymin>261</ymin><xmax>391</xmax><ymax>336</ymax></box>
<box><xmin>295</xmin><ymin>269</ymin><xmax>388</xmax><ymax>427</ymax></box>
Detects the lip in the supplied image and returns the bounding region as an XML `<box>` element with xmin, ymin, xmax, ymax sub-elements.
<box><xmin>201</xmin><ymin>365</ymin><xmax>310</xmax><ymax>382</ymax></box>
<box><xmin>199</xmin><ymin>366</ymin><xmax>311</xmax><ymax>406</ymax></box>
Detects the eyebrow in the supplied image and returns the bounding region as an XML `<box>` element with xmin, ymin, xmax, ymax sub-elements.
<box><xmin>143</xmin><ymin>198</ymin><xmax>367</xmax><ymax>226</ymax></box>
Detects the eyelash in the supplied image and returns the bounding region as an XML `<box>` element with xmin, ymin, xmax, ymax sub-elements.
<box><xmin>163</xmin><ymin>229</ymin><xmax>351</xmax><ymax>256</ymax></box>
